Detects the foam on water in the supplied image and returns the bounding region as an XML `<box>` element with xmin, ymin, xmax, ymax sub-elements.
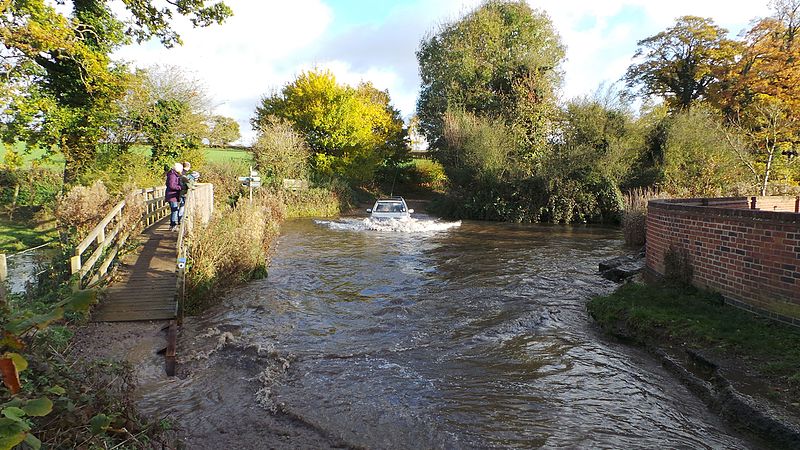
<box><xmin>314</xmin><ymin>217</ymin><xmax>462</xmax><ymax>233</ymax></box>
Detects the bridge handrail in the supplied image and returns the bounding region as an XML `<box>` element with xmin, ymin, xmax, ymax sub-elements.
<box><xmin>70</xmin><ymin>185</ymin><xmax>170</xmax><ymax>290</ymax></box>
<box><xmin>174</xmin><ymin>183</ymin><xmax>214</xmax><ymax>322</ymax></box>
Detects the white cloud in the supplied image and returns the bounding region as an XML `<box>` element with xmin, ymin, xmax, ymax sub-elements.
<box><xmin>541</xmin><ymin>0</ymin><xmax>771</xmax><ymax>99</ymax></box>
<box><xmin>112</xmin><ymin>0</ymin><xmax>774</xmax><ymax>144</ymax></box>
<box><xmin>114</xmin><ymin>0</ymin><xmax>333</xmax><ymax>144</ymax></box>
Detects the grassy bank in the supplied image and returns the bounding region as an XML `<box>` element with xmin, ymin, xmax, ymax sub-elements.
<box><xmin>0</xmin><ymin>217</ymin><xmax>57</xmax><ymax>253</ymax></box>
<box><xmin>588</xmin><ymin>283</ymin><xmax>800</xmax><ymax>397</ymax></box>
<box><xmin>281</xmin><ymin>187</ymin><xmax>343</xmax><ymax>218</ymax></box>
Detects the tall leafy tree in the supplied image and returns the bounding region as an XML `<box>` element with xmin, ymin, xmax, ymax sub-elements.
<box><xmin>416</xmin><ymin>0</ymin><xmax>564</xmax><ymax>156</ymax></box>
<box><xmin>116</xmin><ymin>66</ymin><xmax>211</xmax><ymax>167</ymax></box>
<box><xmin>714</xmin><ymin>2</ymin><xmax>800</xmax><ymax>194</ymax></box>
<box><xmin>625</xmin><ymin>16</ymin><xmax>738</xmax><ymax>111</ymax></box>
<box><xmin>207</xmin><ymin>115</ymin><xmax>241</xmax><ymax>147</ymax></box>
<box><xmin>0</xmin><ymin>0</ymin><xmax>231</xmax><ymax>183</ymax></box>
<box><xmin>253</xmin><ymin>69</ymin><xmax>407</xmax><ymax>183</ymax></box>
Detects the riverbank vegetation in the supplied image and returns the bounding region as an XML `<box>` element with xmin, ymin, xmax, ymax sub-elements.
<box><xmin>588</xmin><ymin>283</ymin><xmax>800</xmax><ymax>400</ymax></box>
<box><xmin>415</xmin><ymin>0</ymin><xmax>800</xmax><ymax>224</ymax></box>
<box><xmin>185</xmin><ymin>192</ymin><xmax>285</xmax><ymax>314</ymax></box>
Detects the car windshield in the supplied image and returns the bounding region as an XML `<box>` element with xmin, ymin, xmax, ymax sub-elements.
<box><xmin>375</xmin><ymin>202</ymin><xmax>404</xmax><ymax>212</ymax></box>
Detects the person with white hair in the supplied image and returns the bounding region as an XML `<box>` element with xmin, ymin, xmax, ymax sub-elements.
<box><xmin>165</xmin><ymin>162</ymin><xmax>184</xmax><ymax>231</ymax></box>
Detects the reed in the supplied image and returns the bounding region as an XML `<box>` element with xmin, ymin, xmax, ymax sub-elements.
<box><xmin>621</xmin><ymin>187</ymin><xmax>662</xmax><ymax>247</ymax></box>
<box><xmin>185</xmin><ymin>192</ymin><xmax>285</xmax><ymax>313</ymax></box>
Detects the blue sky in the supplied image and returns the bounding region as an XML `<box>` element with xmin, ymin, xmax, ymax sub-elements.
<box><xmin>115</xmin><ymin>0</ymin><xmax>772</xmax><ymax>144</ymax></box>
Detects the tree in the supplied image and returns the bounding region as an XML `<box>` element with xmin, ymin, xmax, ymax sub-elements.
<box><xmin>625</xmin><ymin>16</ymin><xmax>738</xmax><ymax>111</ymax></box>
<box><xmin>112</xmin><ymin>66</ymin><xmax>212</xmax><ymax>165</ymax></box>
<box><xmin>713</xmin><ymin>3</ymin><xmax>800</xmax><ymax>194</ymax></box>
<box><xmin>207</xmin><ymin>116</ymin><xmax>241</xmax><ymax>147</ymax></box>
<box><xmin>0</xmin><ymin>0</ymin><xmax>231</xmax><ymax>183</ymax></box>
<box><xmin>416</xmin><ymin>0</ymin><xmax>564</xmax><ymax>155</ymax></box>
<box><xmin>253</xmin><ymin>69</ymin><xmax>406</xmax><ymax>183</ymax></box>
<box><xmin>252</xmin><ymin>118</ymin><xmax>309</xmax><ymax>183</ymax></box>
<box><xmin>724</xmin><ymin>95</ymin><xmax>798</xmax><ymax>195</ymax></box>
<box><xmin>662</xmin><ymin>107</ymin><xmax>746</xmax><ymax>196</ymax></box>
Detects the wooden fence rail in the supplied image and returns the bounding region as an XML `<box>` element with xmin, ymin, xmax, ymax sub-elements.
<box><xmin>70</xmin><ymin>185</ymin><xmax>170</xmax><ymax>290</ymax></box>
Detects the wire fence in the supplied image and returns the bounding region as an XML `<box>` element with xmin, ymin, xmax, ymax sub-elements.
<box><xmin>0</xmin><ymin>240</ymin><xmax>57</xmax><ymax>299</ymax></box>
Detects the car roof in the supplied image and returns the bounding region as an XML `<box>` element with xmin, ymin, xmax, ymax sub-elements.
<box><xmin>376</xmin><ymin>197</ymin><xmax>404</xmax><ymax>202</ymax></box>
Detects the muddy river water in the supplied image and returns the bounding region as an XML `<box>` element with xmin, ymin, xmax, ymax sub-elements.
<box><xmin>137</xmin><ymin>217</ymin><xmax>757</xmax><ymax>449</ymax></box>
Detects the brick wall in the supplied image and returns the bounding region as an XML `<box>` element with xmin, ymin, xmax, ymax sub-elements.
<box><xmin>646</xmin><ymin>198</ymin><xmax>800</xmax><ymax>326</ymax></box>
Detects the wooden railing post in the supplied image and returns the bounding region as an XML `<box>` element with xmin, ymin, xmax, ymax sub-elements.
<box><xmin>70</xmin><ymin>254</ymin><xmax>81</xmax><ymax>291</ymax></box>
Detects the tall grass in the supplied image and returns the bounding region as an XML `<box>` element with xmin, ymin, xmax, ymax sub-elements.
<box><xmin>185</xmin><ymin>192</ymin><xmax>285</xmax><ymax>313</ymax></box>
<box><xmin>621</xmin><ymin>187</ymin><xmax>663</xmax><ymax>246</ymax></box>
<box><xmin>279</xmin><ymin>187</ymin><xmax>341</xmax><ymax>218</ymax></box>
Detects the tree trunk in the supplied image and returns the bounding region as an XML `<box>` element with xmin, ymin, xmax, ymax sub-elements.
<box><xmin>9</xmin><ymin>183</ymin><xmax>19</xmax><ymax>221</ymax></box>
<box><xmin>761</xmin><ymin>149</ymin><xmax>775</xmax><ymax>196</ymax></box>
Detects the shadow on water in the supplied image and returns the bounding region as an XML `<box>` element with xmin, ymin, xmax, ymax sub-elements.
<box><xmin>137</xmin><ymin>218</ymin><xmax>759</xmax><ymax>449</ymax></box>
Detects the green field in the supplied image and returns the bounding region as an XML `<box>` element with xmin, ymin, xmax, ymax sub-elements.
<box><xmin>1</xmin><ymin>142</ymin><xmax>252</xmax><ymax>169</ymax></box>
<box><xmin>0</xmin><ymin>142</ymin><xmax>65</xmax><ymax>169</ymax></box>
<box><xmin>0</xmin><ymin>217</ymin><xmax>57</xmax><ymax>253</ymax></box>
<box><xmin>204</xmin><ymin>147</ymin><xmax>253</xmax><ymax>165</ymax></box>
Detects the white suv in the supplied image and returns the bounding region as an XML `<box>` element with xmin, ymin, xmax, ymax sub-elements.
<box><xmin>367</xmin><ymin>197</ymin><xmax>414</xmax><ymax>220</ymax></box>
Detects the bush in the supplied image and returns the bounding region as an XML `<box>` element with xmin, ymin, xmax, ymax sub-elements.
<box><xmin>186</xmin><ymin>192</ymin><xmax>285</xmax><ymax>313</ymax></box>
<box><xmin>662</xmin><ymin>107</ymin><xmax>749</xmax><ymax>197</ymax></box>
<box><xmin>411</xmin><ymin>159</ymin><xmax>448</xmax><ymax>191</ymax></box>
<box><xmin>279</xmin><ymin>187</ymin><xmax>341</xmax><ymax>218</ymax></box>
<box><xmin>251</xmin><ymin>117</ymin><xmax>310</xmax><ymax>184</ymax></box>
<box><xmin>440</xmin><ymin>109</ymin><xmax>519</xmax><ymax>187</ymax></box>
<box><xmin>0</xmin><ymin>167</ymin><xmax>62</xmax><ymax>209</ymax></box>
<box><xmin>55</xmin><ymin>181</ymin><xmax>114</xmax><ymax>237</ymax></box>
<box><xmin>664</xmin><ymin>245</ymin><xmax>693</xmax><ymax>285</ymax></box>
<box><xmin>199</xmin><ymin>161</ymin><xmax>250</xmax><ymax>207</ymax></box>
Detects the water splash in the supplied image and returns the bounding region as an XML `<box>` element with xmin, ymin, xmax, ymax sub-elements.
<box><xmin>314</xmin><ymin>217</ymin><xmax>461</xmax><ymax>233</ymax></box>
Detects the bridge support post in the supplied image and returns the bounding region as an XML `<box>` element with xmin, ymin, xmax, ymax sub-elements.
<box><xmin>165</xmin><ymin>319</ymin><xmax>177</xmax><ymax>376</ymax></box>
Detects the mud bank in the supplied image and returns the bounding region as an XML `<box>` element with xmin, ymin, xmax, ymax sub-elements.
<box><xmin>71</xmin><ymin>318</ymin><xmax>350</xmax><ymax>449</ymax></box>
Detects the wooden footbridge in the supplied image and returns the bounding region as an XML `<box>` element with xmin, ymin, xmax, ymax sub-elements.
<box><xmin>69</xmin><ymin>184</ymin><xmax>214</xmax><ymax>375</ymax></box>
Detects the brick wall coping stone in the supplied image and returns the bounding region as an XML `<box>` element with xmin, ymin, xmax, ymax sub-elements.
<box><xmin>649</xmin><ymin>198</ymin><xmax>800</xmax><ymax>225</ymax></box>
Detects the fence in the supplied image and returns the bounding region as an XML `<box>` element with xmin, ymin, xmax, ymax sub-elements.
<box><xmin>646</xmin><ymin>196</ymin><xmax>800</xmax><ymax>326</ymax></box>
<box><xmin>69</xmin><ymin>186</ymin><xmax>169</xmax><ymax>290</ymax></box>
<box><xmin>0</xmin><ymin>242</ymin><xmax>54</xmax><ymax>302</ymax></box>
<box><xmin>175</xmin><ymin>183</ymin><xmax>213</xmax><ymax>321</ymax></box>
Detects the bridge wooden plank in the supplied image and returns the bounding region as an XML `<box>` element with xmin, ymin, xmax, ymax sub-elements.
<box><xmin>98</xmin><ymin>300</ymin><xmax>175</xmax><ymax>308</ymax></box>
<box><xmin>93</xmin><ymin>310</ymin><xmax>176</xmax><ymax>322</ymax></box>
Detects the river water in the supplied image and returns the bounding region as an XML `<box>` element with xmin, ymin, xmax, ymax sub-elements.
<box><xmin>138</xmin><ymin>216</ymin><xmax>756</xmax><ymax>449</ymax></box>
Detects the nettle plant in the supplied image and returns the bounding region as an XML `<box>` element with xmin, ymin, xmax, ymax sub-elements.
<box><xmin>0</xmin><ymin>290</ymin><xmax>96</xmax><ymax>449</ymax></box>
